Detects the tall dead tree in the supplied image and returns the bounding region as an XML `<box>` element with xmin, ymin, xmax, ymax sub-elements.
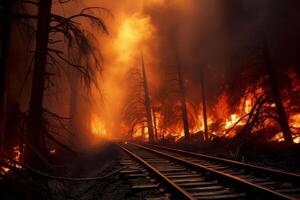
<box><xmin>263</xmin><ymin>42</ymin><xmax>293</xmax><ymax>144</ymax></box>
<box><xmin>0</xmin><ymin>0</ymin><xmax>13</xmax><ymax>158</ymax></box>
<box><xmin>176</xmin><ymin>59</ymin><xmax>190</xmax><ymax>140</ymax></box>
<box><xmin>141</xmin><ymin>54</ymin><xmax>155</xmax><ymax>142</ymax></box>
<box><xmin>26</xmin><ymin>0</ymin><xmax>53</xmax><ymax>165</ymax></box>
<box><xmin>1</xmin><ymin>1</ymin><xmax>108</xmax><ymax>166</ymax></box>
<box><xmin>200</xmin><ymin>68</ymin><xmax>209</xmax><ymax>141</ymax></box>
<box><xmin>152</xmin><ymin>108</ymin><xmax>158</xmax><ymax>141</ymax></box>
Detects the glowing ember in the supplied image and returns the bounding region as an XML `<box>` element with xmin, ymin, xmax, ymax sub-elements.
<box><xmin>289</xmin><ymin>113</ymin><xmax>300</xmax><ymax>129</ymax></box>
<box><xmin>49</xmin><ymin>149</ymin><xmax>56</xmax><ymax>155</ymax></box>
<box><xmin>225</xmin><ymin>114</ymin><xmax>240</xmax><ymax>129</ymax></box>
<box><xmin>13</xmin><ymin>146</ymin><xmax>21</xmax><ymax>162</ymax></box>
<box><xmin>293</xmin><ymin>136</ymin><xmax>300</xmax><ymax>144</ymax></box>
<box><xmin>0</xmin><ymin>166</ymin><xmax>10</xmax><ymax>174</ymax></box>
<box><xmin>0</xmin><ymin>146</ymin><xmax>23</xmax><ymax>174</ymax></box>
<box><xmin>271</xmin><ymin>132</ymin><xmax>285</xmax><ymax>142</ymax></box>
<box><xmin>245</xmin><ymin>99</ymin><xmax>252</xmax><ymax>114</ymax></box>
<box><xmin>271</xmin><ymin>132</ymin><xmax>300</xmax><ymax>144</ymax></box>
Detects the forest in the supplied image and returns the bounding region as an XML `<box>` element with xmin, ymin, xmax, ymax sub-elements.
<box><xmin>0</xmin><ymin>0</ymin><xmax>299</xmax><ymax>200</ymax></box>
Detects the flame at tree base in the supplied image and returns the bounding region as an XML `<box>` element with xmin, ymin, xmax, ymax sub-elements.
<box><xmin>90</xmin><ymin>115</ymin><xmax>107</xmax><ymax>138</ymax></box>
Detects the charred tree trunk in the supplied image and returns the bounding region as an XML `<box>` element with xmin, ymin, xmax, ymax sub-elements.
<box><xmin>176</xmin><ymin>59</ymin><xmax>190</xmax><ymax>141</ymax></box>
<box><xmin>263</xmin><ymin>42</ymin><xmax>293</xmax><ymax>144</ymax></box>
<box><xmin>25</xmin><ymin>0</ymin><xmax>52</xmax><ymax>165</ymax></box>
<box><xmin>141</xmin><ymin>123</ymin><xmax>145</xmax><ymax>138</ymax></box>
<box><xmin>141</xmin><ymin>54</ymin><xmax>155</xmax><ymax>143</ymax></box>
<box><xmin>0</xmin><ymin>0</ymin><xmax>13</xmax><ymax>158</ymax></box>
<box><xmin>200</xmin><ymin>69</ymin><xmax>209</xmax><ymax>141</ymax></box>
<box><xmin>152</xmin><ymin>108</ymin><xmax>158</xmax><ymax>141</ymax></box>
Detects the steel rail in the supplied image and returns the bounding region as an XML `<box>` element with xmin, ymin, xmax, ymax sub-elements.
<box><xmin>130</xmin><ymin>142</ymin><xmax>295</xmax><ymax>200</ymax></box>
<box><xmin>117</xmin><ymin>144</ymin><xmax>196</xmax><ymax>200</ymax></box>
<box><xmin>146</xmin><ymin>143</ymin><xmax>300</xmax><ymax>183</ymax></box>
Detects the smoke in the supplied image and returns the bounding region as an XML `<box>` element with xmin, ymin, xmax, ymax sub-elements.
<box><xmin>8</xmin><ymin>0</ymin><xmax>298</xmax><ymax>144</ymax></box>
<box><xmin>66</xmin><ymin>0</ymin><xmax>299</xmax><ymax>140</ymax></box>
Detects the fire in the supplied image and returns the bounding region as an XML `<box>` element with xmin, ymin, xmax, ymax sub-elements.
<box><xmin>94</xmin><ymin>0</ymin><xmax>299</xmax><ymax>144</ymax></box>
<box><xmin>132</xmin><ymin>123</ymin><xmax>149</xmax><ymax>141</ymax></box>
<box><xmin>0</xmin><ymin>146</ymin><xmax>22</xmax><ymax>174</ymax></box>
<box><xmin>129</xmin><ymin>78</ymin><xmax>300</xmax><ymax>143</ymax></box>
<box><xmin>287</xmin><ymin>68</ymin><xmax>300</xmax><ymax>92</ymax></box>
<box><xmin>213</xmin><ymin>92</ymin><xmax>229</xmax><ymax>119</ymax></box>
<box><xmin>13</xmin><ymin>146</ymin><xmax>21</xmax><ymax>162</ymax></box>
<box><xmin>290</xmin><ymin>113</ymin><xmax>300</xmax><ymax>129</ymax></box>
<box><xmin>90</xmin><ymin>8</ymin><xmax>157</xmax><ymax>140</ymax></box>
<box><xmin>225</xmin><ymin>114</ymin><xmax>241</xmax><ymax>129</ymax></box>
<box><xmin>271</xmin><ymin>132</ymin><xmax>285</xmax><ymax>143</ymax></box>
<box><xmin>114</xmin><ymin>13</ymin><xmax>155</xmax><ymax>62</ymax></box>
<box><xmin>90</xmin><ymin>115</ymin><xmax>107</xmax><ymax>137</ymax></box>
<box><xmin>288</xmin><ymin>113</ymin><xmax>300</xmax><ymax>143</ymax></box>
<box><xmin>245</xmin><ymin>99</ymin><xmax>252</xmax><ymax>113</ymax></box>
<box><xmin>271</xmin><ymin>132</ymin><xmax>300</xmax><ymax>144</ymax></box>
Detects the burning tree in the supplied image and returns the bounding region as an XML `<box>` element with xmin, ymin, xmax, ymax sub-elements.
<box><xmin>214</xmin><ymin>40</ymin><xmax>300</xmax><ymax>144</ymax></box>
<box><xmin>123</xmin><ymin>55</ymin><xmax>155</xmax><ymax>142</ymax></box>
<box><xmin>150</xmin><ymin>61</ymin><xmax>202</xmax><ymax>142</ymax></box>
<box><xmin>176</xmin><ymin>57</ymin><xmax>190</xmax><ymax>141</ymax></box>
<box><xmin>263</xmin><ymin>41</ymin><xmax>293</xmax><ymax>143</ymax></box>
<box><xmin>200</xmin><ymin>66</ymin><xmax>209</xmax><ymax>141</ymax></box>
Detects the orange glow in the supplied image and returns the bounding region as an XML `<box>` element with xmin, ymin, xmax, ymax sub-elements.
<box><xmin>0</xmin><ymin>146</ymin><xmax>22</xmax><ymax>174</ymax></box>
<box><xmin>213</xmin><ymin>92</ymin><xmax>229</xmax><ymax>119</ymax></box>
<box><xmin>90</xmin><ymin>115</ymin><xmax>107</xmax><ymax>137</ymax></box>
<box><xmin>50</xmin><ymin>149</ymin><xmax>56</xmax><ymax>155</ymax></box>
<box><xmin>1</xmin><ymin>166</ymin><xmax>10</xmax><ymax>174</ymax></box>
<box><xmin>13</xmin><ymin>146</ymin><xmax>21</xmax><ymax>162</ymax></box>
<box><xmin>270</xmin><ymin>132</ymin><xmax>285</xmax><ymax>143</ymax></box>
<box><xmin>87</xmin><ymin>4</ymin><xmax>157</xmax><ymax>141</ymax></box>
<box><xmin>287</xmin><ymin>68</ymin><xmax>300</xmax><ymax>92</ymax></box>
<box><xmin>245</xmin><ymin>99</ymin><xmax>252</xmax><ymax>113</ymax></box>
<box><xmin>114</xmin><ymin>13</ymin><xmax>155</xmax><ymax>63</ymax></box>
<box><xmin>132</xmin><ymin>123</ymin><xmax>149</xmax><ymax>141</ymax></box>
<box><xmin>225</xmin><ymin>114</ymin><xmax>242</xmax><ymax>129</ymax></box>
<box><xmin>144</xmin><ymin>0</ymin><xmax>195</xmax><ymax>10</ymax></box>
<box><xmin>134</xmin><ymin>81</ymin><xmax>300</xmax><ymax>142</ymax></box>
<box><xmin>290</xmin><ymin>113</ymin><xmax>300</xmax><ymax>129</ymax></box>
<box><xmin>83</xmin><ymin>2</ymin><xmax>299</xmax><ymax>144</ymax></box>
<box><xmin>271</xmin><ymin>132</ymin><xmax>300</xmax><ymax>144</ymax></box>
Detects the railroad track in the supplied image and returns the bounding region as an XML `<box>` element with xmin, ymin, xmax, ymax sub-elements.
<box><xmin>117</xmin><ymin>142</ymin><xmax>300</xmax><ymax>200</ymax></box>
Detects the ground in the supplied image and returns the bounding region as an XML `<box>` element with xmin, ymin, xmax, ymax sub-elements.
<box><xmin>0</xmin><ymin>141</ymin><xmax>299</xmax><ymax>200</ymax></box>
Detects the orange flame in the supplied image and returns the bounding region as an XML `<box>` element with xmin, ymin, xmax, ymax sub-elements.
<box><xmin>90</xmin><ymin>115</ymin><xmax>107</xmax><ymax>137</ymax></box>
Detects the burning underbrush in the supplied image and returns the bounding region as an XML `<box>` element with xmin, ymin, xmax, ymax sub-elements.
<box><xmin>121</xmin><ymin>66</ymin><xmax>300</xmax><ymax>144</ymax></box>
<box><xmin>78</xmin><ymin>0</ymin><xmax>300</xmax><ymax>146</ymax></box>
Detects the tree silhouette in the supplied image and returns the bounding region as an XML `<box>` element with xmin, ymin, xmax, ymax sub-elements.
<box><xmin>176</xmin><ymin>57</ymin><xmax>190</xmax><ymax>141</ymax></box>
<box><xmin>0</xmin><ymin>0</ymin><xmax>13</xmax><ymax>158</ymax></box>
<box><xmin>17</xmin><ymin>0</ymin><xmax>109</xmax><ymax>167</ymax></box>
<box><xmin>263</xmin><ymin>41</ymin><xmax>293</xmax><ymax>143</ymax></box>
<box><xmin>123</xmin><ymin>56</ymin><xmax>155</xmax><ymax>142</ymax></box>
<box><xmin>141</xmin><ymin>54</ymin><xmax>155</xmax><ymax>142</ymax></box>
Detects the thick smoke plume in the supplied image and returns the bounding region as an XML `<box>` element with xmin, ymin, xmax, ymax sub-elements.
<box><xmin>7</xmin><ymin>0</ymin><xmax>300</xmax><ymax>145</ymax></box>
<box><xmin>78</xmin><ymin>0</ymin><xmax>300</xmax><ymax>140</ymax></box>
